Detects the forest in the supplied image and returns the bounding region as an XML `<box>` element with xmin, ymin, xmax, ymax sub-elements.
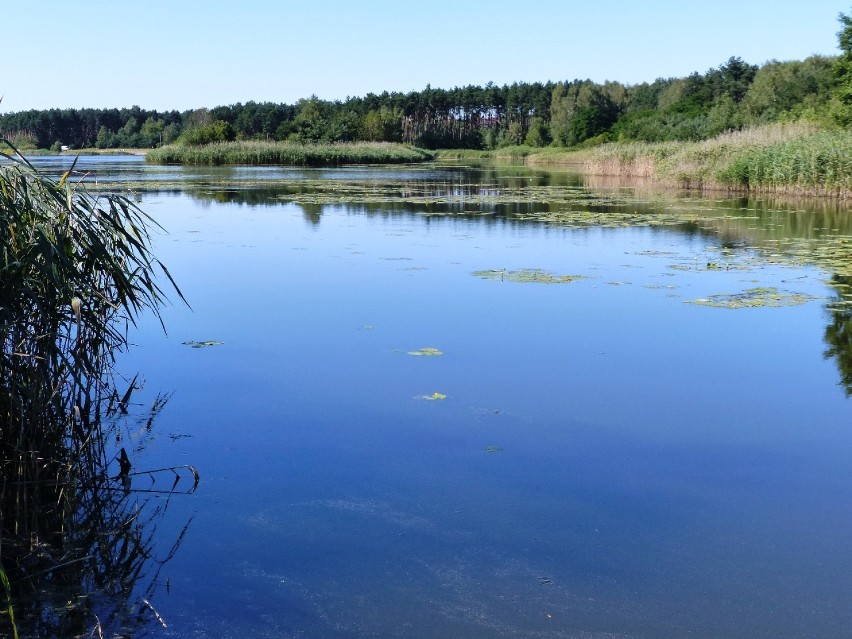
<box><xmin>0</xmin><ymin>49</ymin><xmax>845</xmax><ymax>152</ymax></box>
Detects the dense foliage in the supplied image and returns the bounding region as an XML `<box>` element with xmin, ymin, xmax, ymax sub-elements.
<box><xmin>3</xmin><ymin>12</ymin><xmax>852</xmax><ymax>152</ymax></box>
<box><xmin>0</xmin><ymin>142</ymin><xmax>191</xmax><ymax>637</ymax></box>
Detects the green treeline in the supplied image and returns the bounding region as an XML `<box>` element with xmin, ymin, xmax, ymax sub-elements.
<box><xmin>3</xmin><ymin>13</ymin><xmax>851</xmax><ymax>153</ymax></box>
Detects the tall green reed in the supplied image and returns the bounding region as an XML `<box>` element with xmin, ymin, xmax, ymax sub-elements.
<box><xmin>543</xmin><ymin>123</ymin><xmax>852</xmax><ymax>196</ymax></box>
<box><xmin>0</xmin><ymin>138</ymin><xmax>188</xmax><ymax>635</ymax></box>
<box><xmin>147</xmin><ymin>140</ymin><xmax>434</xmax><ymax>166</ymax></box>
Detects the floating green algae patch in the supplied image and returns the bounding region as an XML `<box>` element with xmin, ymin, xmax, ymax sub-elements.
<box><xmin>421</xmin><ymin>392</ymin><xmax>447</xmax><ymax>401</ymax></box>
<box><xmin>473</xmin><ymin>269</ymin><xmax>586</xmax><ymax>284</ymax></box>
<box><xmin>408</xmin><ymin>347</ymin><xmax>444</xmax><ymax>356</ymax></box>
<box><xmin>182</xmin><ymin>340</ymin><xmax>224</xmax><ymax>348</ymax></box>
<box><xmin>688</xmin><ymin>287</ymin><xmax>818</xmax><ymax>309</ymax></box>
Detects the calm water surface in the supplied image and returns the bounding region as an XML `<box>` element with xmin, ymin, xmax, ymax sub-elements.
<box><xmin>33</xmin><ymin>156</ymin><xmax>852</xmax><ymax>638</ymax></box>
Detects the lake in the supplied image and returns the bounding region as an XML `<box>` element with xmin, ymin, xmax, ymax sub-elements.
<box><xmin>24</xmin><ymin>156</ymin><xmax>852</xmax><ymax>638</ymax></box>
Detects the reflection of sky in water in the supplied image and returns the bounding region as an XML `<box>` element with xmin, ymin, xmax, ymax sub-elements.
<box><xmin>101</xmin><ymin>168</ymin><xmax>852</xmax><ymax>638</ymax></box>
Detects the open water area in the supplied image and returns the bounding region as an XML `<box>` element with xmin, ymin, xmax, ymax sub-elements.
<box><xmin>24</xmin><ymin>155</ymin><xmax>852</xmax><ymax>638</ymax></box>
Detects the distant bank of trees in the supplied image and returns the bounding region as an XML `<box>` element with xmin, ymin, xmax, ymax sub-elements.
<box><xmin>2</xmin><ymin>32</ymin><xmax>849</xmax><ymax>153</ymax></box>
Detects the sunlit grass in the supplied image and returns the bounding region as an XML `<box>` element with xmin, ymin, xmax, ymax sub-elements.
<box><xmin>147</xmin><ymin>141</ymin><xmax>434</xmax><ymax>166</ymax></box>
<box><xmin>529</xmin><ymin>122</ymin><xmax>852</xmax><ymax>196</ymax></box>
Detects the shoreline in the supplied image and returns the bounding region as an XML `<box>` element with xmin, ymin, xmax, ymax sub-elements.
<box><xmin>13</xmin><ymin>124</ymin><xmax>852</xmax><ymax>200</ymax></box>
<box><xmin>439</xmin><ymin>123</ymin><xmax>852</xmax><ymax>200</ymax></box>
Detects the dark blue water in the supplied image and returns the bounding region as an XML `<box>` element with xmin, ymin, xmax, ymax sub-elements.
<box><xmin>25</xmin><ymin>157</ymin><xmax>852</xmax><ymax>637</ymax></box>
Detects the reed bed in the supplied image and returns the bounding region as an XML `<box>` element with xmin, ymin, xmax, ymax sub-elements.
<box><xmin>534</xmin><ymin>122</ymin><xmax>852</xmax><ymax>196</ymax></box>
<box><xmin>0</xmin><ymin>139</ymin><xmax>187</xmax><ymax>635</ymax></box>
<box><xmin>716</xmin><ymin>130</ymin><xmax>852</xmax><ymax>195</ymax></box>
<box><xmin>435</xmin><ymin>146</ymin><xmax>535</xmax><ymax>161</ymax></box>
<box><xmin>147</xmin><ymin>141</ymin><xmax>434</xmax><ymax>166</ymax></box>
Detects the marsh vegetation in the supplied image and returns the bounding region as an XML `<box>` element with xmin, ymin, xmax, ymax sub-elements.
<box><xmin>147</xmin><ymin>141</ymin><xmax>434</xmax><ymax>166</ymax></box>
<box><xmin>0</xmin><ymin>143</ymin><xmax>193</xmax><ymax>636</ymax></box>
<box><xmin>522</xmin><ymin>122</ymin><xmax>852</xmax><ymax>196</ymax></box>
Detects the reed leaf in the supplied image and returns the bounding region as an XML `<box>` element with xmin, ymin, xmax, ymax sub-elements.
<box><xmin>0</xmin><ymin>136</ymin><xmax>188</xmax><ymax>635</ymax></box>
<box><xmin>0</xmin><ymin>563</ymin><xmax>18</xmax><ymax>639</ymax></box>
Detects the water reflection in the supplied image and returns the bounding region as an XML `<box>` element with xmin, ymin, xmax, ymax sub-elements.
<box><xmin>125</xmin><ymin>160</ymin><xmax>852</xmax><ymax>399</ymax></box>
<box><xmin>825</xmin><ymin>275</ymin><xmax>852</xmax><ymax>396</ymax></box>
<box><xmin>0</xmin><ymin>384</ymin><xmax>197</xmax><ymax>637</ymax></box>
<box><xmin>15</xmin><ymin>156</ymin><xmax>852</xmax><ymax>636</ymax></box>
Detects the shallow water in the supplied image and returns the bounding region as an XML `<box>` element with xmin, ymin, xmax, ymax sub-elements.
<box><xmin>26</xmin><ymin>156</ymin><xmax>852</xmax><ymax>637</ymax></box>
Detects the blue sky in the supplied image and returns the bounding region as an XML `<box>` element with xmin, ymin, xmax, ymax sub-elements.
<box><xmin>1</xmin><ymin>1</ymin><xmax>846</xmax><ymax>113</ymax></box>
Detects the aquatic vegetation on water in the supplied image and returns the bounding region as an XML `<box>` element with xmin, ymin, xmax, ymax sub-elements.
<box><xmin>421</xmin><ymin>392</ymin><xmax>447</xmax><ymax>401</ymax></box>
<box><xmin>688</xmin><ymin>287</ymin><xmax>819</xmax><ymax>309</ymax></box>
<box><xmin>182</xmin><ymin>340</ymin><xmax>224</xmax><ymax>348</ymax></box>
<box><xmin>408</xmin><ymin>347</ymin><xmax>444</xmax><ymax>356</ymax></box>
<box><xmin>473</xmin><ymin>269</ymin><xmax>586</xmax><ymax>284</ymax></box>
<box><xmin>484</xmin><ymin>446</ymin><xmax>504</xmax><ymax>453</ymax></box>
<box><xmin>64</xmin><ymin>169</ymin><xmax>852</xmax><ymax>291</ymax></box>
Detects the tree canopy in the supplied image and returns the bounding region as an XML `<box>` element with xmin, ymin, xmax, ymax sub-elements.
<box><xmin>2</xmin><ymin>14</ymin><xmax>848</xmax><ymax>152</ymax></box>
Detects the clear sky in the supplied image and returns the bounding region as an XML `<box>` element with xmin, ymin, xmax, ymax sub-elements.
<box><xmin>1</xmin><ymin>0</ymin><xmax>846</xmax><ymax>114</ymax></box>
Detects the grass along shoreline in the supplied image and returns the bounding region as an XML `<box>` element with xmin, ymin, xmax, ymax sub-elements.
<box><xmin>146</xmin><ymin>141</ymin><xmax>434</xmax><ymax>166</ymax></box>
<box><xmin>30</xmin><ymin>123</ymin><xmax>852</xmax><ymax>198</ymax></box>
<box><xmin>437</xmin><ymin>123</ymin><xmax>852</xmax><ymax>198</ymax></box>
<box><xmin>555</xmin><ymin>122</ymin><xmax>852</xmax><ymax>197</ymax></box>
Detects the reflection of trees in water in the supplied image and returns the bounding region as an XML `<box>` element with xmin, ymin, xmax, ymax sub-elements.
<box><xmin>177</xmin><ymin>164</ymin><xmax>586</xmax><ymax>218</ymax></box>
<box><xmin>824</xmin><ymin>276</ymin><xmax>852</xmax><ymax>396</ymax></box>
<box><xmin>300</xmin><ymin>202</ymin><xmax>323</xmax><ymax>225</ymax></box>
<box><xmin>177</xmin><ymin>169</ymin><xmax>852</xmax><ymax>399</ymax></box>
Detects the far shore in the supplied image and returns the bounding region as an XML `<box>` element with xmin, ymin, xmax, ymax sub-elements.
<box><xmin>13</xmin><ymin>123</ymin><xmax>852</xmax><ymax>199</ymax></box>
<box><xmin>60</xmin><ymin>148</ymin><xmax>148</xmax><ymax>156</ymax></box>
